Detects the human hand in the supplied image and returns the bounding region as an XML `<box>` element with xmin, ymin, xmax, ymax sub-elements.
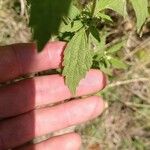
<box><xmin>0</xmin><ymin>42</ymin><xmax>106</xmax><ymax>150</ymax></box>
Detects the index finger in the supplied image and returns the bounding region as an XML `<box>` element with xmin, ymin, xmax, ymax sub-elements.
<box><xmin>0</xmin><ymin>42</ymin><xmax>66</xmax><ymax>82</ymax></box>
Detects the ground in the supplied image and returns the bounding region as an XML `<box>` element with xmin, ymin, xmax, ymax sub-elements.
<box><xmin>0</xmin><ymin>0</ymin><xmax>150</xmax><ymax>150</ymax></box>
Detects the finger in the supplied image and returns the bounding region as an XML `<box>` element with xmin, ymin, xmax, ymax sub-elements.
<box><xmin>14</xmin><ymin>133</ymin><xmax>81</xmax><ymax>150</ymax></box>
<box><xmin>0</xmin><ymin>96</ymin><xmax>106</xmax><ymax>149</ymax></box>
<box><xmin>0</xmin><ymin>69</ymin><xmax>106</xmax><ymax>119</ymax></box>
<box><xmin>0</xmin><ymin>42</ymin><xmax>66</xmax><ymax>82</ymax></box>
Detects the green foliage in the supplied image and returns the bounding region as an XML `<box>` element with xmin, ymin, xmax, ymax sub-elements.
<box><xmin>63</xmin><ymin>28</ymin><xmax>93</xmax><ymax>94</ymax></box>
<box><xmin>95</xmin><ymin>0</ymin><xmax>127</xmax><ymax>17</ymax></box>
<box><xmin>89</xmin><ymin>26</ymin><xmax>100</xmax><ymax>42</ymax></box>
<box><xmin>67</xmin><ymin>4</ymin><xmax>80</xmax><ymax>20</ymax></box>
<box><xmin>59</xmin><ymin>20</ymin><xmax>83</xmax><ymax>33</ymax></box>
<box><xmin>110</xmin><ymin>57</ymin><xmax>127</xmax><ymax>69</ymax></box>
<box><xmin>130</xmin><ymin>0</ymin><xmax>149</xmax><ymax>33</ymax></box>
<box><xmin>93</xmin><ymin>40</ymin><xmax>126</xmax><ymax>75</ymax></box>
<box><xmin>28</xmin><ymin>0</ymin><xmax>149</xmax><ymax>94</ymax></box>
<box><xmin>28</xmin><ymin>0</ymin><xmax>71</xmax><ymax>51</ymax></box>
<box><xmin>107</xmin><ymin>42</ymin><xmax>124</xmax><ymax>53</ymax></box>
<box><xmin>94</xmin><ymin>0</ymin><xmax>149</xmax><ymax>33</ymax></box>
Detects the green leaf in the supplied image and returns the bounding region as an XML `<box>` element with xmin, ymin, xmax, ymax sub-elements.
<box><xmin>28</xmin><ymin>0</ymin><xmax>71</xmax><ymax>51</ymax></box>
<box><xmin>60</xmin><ymin>20</ymin><xmax>83</xmax><ymax>33</ymax></box>
<box><xmin>99</xmin><ymin>62</ymin><xmax>113</xmax><ymax>76</ymax></box>
<box><xmin>95</xmin><ymin>0</ymin><xmax>127</xmax><ymax>17</ymax></box>
<box><xmin>68</xmin><ymin>4</ymin><xmax>80</xmax><ymax>20</ymax></box>
<box><xmin>63</xmin><ymin>29</ymin><xmax>93</xmax><ymax>94</ymax></box>
<box><xmin>130</xmin><ymin>0</ymin><xmax>149</xmax><ymax>33</ymax></box>
<box><xmin>89</xmin><ymin>26</ymin><xmax>100</xmax><ymax>42</ymax></box>
<box><xmin>98</xmin><ymin>32</ymin><xmax>108</xmax><ymax>50</ymax></box>
<box><xmin>94</xmin><ymin>52</ymin><xmax>104</xmax><ymax>61</ymax></box>
<box><xmin>110</xmin><ymin>57</ymin><xmax>127</xmax><ymax>69</ymax></box>
<box><xmin>107</xmin><ymin>41</ymin><xmax>124</xmax><ymax>53</ymax></box>
<box><xmin>96</xmin><ymin>12</ymin><xmax>113</xmax><ymax>22</ymax></box>
<box><xmin>104</xmin><ymin>58</ymin><xmax>111</xmax><ymax>68</ymax></box>
<box><xmin>92</xmin><ymin>31</ymin><xmax>108</xmax><ymax>51</ymax></box>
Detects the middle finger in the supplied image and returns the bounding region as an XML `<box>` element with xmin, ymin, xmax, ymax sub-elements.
<box><xmin>0</xmin><ymin>69</ymin><xmax>106</xmax><ymax>119</ymax></box>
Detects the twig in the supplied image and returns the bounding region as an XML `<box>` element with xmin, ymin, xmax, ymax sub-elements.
<box><xmin>126</xmin><ymin>59</ymin><xmax>150</xmax><ymax>77</ymax></box>
<box><xmin>19</xmin><ymin>0</ymin><xmax>25</xmax><ymax>16</ymax></box>
<box><xmin>125</xmin><ymin>102</ymin><xmax>150</xmax><ymax>108</ymax></box>
<box><xmin>124</xmin><ymin>37</ymin><xmax>150</xmax><ymax>60</ymax></box>
<box><xmin>0</xmin><ymin>0</ymin><xmax>3</xmax><ymax>9</ymax></box>
<box><xmin>125</xmin><ymin>87</ymin><xmax>150</xmax><ymax>103</ymax></box>
<box><xmin>106</xmin><ymin>78</ymin><xmax>150</xmax><ymax>89</ymax></box>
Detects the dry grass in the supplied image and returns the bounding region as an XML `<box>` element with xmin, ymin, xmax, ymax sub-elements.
<box><xmin>0</xmin><ymin>0</ymin><xmax>31</xmax><ymax>45</ymax></box>
<box><xmin>0</xmin><ymin>0</ymin><xmax>150</xmax><ymax>150</ymax></box>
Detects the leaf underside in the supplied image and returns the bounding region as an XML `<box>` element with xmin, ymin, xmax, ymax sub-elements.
<box><xmin>63</xmin><ymin>29</ymin><xmax>93</xmax><ymax>94</ymax></box>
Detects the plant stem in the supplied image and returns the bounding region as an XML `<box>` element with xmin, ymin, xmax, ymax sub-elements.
<box><xmin>91</xmin><ymin>0</ymin><xmax>97</xmax><ymax>17</ymax></box>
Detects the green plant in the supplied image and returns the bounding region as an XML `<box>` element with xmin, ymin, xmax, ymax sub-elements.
<box><xmin>28</xmin><ymin>0</ymin><xmax>149</xmax><ymax>94</ymax></box>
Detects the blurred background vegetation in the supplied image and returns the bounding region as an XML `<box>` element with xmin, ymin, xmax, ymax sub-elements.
<box><xmin>0</xmin><ymin>0</ymin><xmax>150</xmax><ymax>150</ymax></box>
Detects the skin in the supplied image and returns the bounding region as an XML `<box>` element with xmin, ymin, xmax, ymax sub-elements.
<box><xmin>0</xmin><ymin>42</ymin><xmax>107</xmax><ymax>150</ymax></box>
